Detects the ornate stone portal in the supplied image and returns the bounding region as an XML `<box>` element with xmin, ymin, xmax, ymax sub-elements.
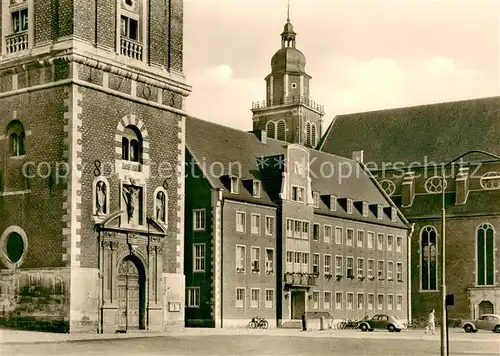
<box><xmin>96</xmin><ymin>211</ymin><xmax>166</xmax><ymax>333</ymax></box>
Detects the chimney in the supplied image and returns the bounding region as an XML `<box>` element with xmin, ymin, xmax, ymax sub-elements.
<box><xmin>352</xmin><ymin>150</ymin><xmax>364</xmax><ymax>163</ymax></box>
<box><xmin>401</xmin><ymin>171</ymin><xmax>416</xmax><ymax>208</ymax></box>
<box><xmin>253</xmin><ymin>130</ymin><xmax>267</xmax><ymax>144</ymax></box>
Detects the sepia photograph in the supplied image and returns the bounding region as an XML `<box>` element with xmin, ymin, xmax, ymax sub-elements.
<box><xmin>0</xmin><ymin>0</ymin><xmax>499</xmax><ymax>355</ymax></box>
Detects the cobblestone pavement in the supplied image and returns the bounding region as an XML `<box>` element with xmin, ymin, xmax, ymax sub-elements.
<box><xmin>1</xmin><ymin>328</ymin><xmax>499</xmax><ymax>356</ymax></box>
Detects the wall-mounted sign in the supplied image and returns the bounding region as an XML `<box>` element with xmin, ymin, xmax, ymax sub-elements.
<box><xmin>168</xmin><ymin>302</ymin><xmax>181</xmax><ymax>312</ymax></box>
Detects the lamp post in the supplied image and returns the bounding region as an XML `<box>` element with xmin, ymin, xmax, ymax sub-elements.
<box><xmin>439</xmin><ymin>150</ymin><xmax>500</xmax><ymax>356</ymax></box>
<box><xmin>440</xmin><ymin>164</ymin><xmax>447</xmax><ymax>356</ymax></box>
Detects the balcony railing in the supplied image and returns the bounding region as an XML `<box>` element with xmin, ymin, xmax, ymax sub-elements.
<box><xmin>120</xmin><ymin>38</ymin><xmax>143</xmax><ymax>61</ymax></box>
<box><xmin>284</xmin><ymin>272</ymin><xmax>318</xmax><ymax>286</ymax></box>
<box><xmin>252</xmin><ymin>96</ymin><xmax>325</xmax><ymax>114</ymax></box>
<box><xmin>6</xmin><ymin>32</ymin><xmax>28</xmax><ymax>54</ymax></box>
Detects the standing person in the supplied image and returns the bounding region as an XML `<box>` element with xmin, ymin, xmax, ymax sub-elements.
<box><xmin>425</xmin><ymin>309</ymin><xmax>436</xmax><ymax>335</ymax></box>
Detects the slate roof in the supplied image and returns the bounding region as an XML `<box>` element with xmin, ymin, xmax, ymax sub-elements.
<box><xmin>186</xmin><ymin>116</ymin><xmax>410</xmax><ymax>229</ymax></box>
<box><xmin>318</xmin><ymin>96</ymin><xmax>500</xmax><ymax>167</ymax></box>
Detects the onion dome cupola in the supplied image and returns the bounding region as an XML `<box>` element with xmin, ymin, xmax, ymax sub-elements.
<box><xmin>270</xmin><ymin>17</ymin><xmax>307</xmax><ymax>75</ymax></box>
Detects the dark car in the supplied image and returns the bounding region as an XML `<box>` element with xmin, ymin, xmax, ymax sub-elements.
<box><xmin>359</xmin><ymin>314</ymin><xmax>405</xmax><ymax>332</ymax></box>
<box><xmin>461</xmin><ymin>314</ymin><xmax>500</xmax><ymax>333</ymax></box>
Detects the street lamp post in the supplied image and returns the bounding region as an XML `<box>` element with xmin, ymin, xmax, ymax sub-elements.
<box><xmin>440</xmin><ymin>165</ymin><xmax>447</xmax><ymax>356</ymax></box>
<box><xmin>439</xmin><ymin>150</ymin><xmax>500</xmax><ymax>356</ymax></box>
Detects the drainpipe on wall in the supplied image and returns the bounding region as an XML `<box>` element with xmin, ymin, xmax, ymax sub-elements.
<box><xmin>220</xmin><ymin>194</ymin><xmax>224</xmax><ymax>328</ymax></box>
<box><xmin>96</xmin><ymin>225</ymin><xmax>103</xmax><ymax>334</ymax></box>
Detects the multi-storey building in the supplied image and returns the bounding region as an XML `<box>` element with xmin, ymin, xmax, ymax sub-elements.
<box><xmin>183</xmin><ymin>15</ymin><xmax>411</xmax><ymax>329</ymax></box>
<box><xmin>184</xmin><ymin>116</ymin><xmax>411</xmax><ymax>328</ymax></box>
<box><xmin>0</xmin><ymin>0</ymin><xmax>190</xmax><ymax>332</ymax></box>
<box><xmin>319</xmin><ymin>96</ymin><xmax>500</xmax><ymax>320</ymax></box>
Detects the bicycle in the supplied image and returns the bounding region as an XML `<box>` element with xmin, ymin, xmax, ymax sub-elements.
<box><xmin>248</xmin><ymin>316</ymin><xmax>269</xmax><ymax>329</ymax></box>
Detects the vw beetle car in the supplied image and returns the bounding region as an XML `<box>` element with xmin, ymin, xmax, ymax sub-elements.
<box><xmin>359</xmin><ymin>314</ymin><xmax>405</xmax><ymax>332</ymax></box>
<box><xmin>461</xmin><ymin>314</ymin><xmax>500</xmax><ymax>333</ymax></box>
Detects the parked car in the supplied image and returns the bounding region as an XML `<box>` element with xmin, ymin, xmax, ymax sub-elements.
<box><xmin>359</xmin><ymin>314</ymin><xmax>405</xmax><ymax>332</ymax></box>
<box><xmin>461</xmin><ymin>314</ymin><xmax>500</xmax><ymax>333</ymax></box>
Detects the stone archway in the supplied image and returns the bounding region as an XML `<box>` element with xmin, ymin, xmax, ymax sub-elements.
<box><xmin>117</xmin><ymin>255</ymin><xmax>146</xmax><ymax>330</ymax></box>
<box><xmin>478</xmin><ymin>300</ymin><xmax>494</xmax><ymax>316</ymax></box>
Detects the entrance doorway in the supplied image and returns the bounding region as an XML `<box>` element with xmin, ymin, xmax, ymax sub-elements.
<box><xmin>291</xmin><ymin>291</ymin><xmax>305</xmax><ymax>319</ymax></box>
<box><xmin>117</xmin><ymin>255</ymin><xmax>146</xmax><ymax>330</ymax></box>
<box><xmin>478</xmin><ymin>300</ymin><xmax>494</xmax><ymax>316</ymax></box>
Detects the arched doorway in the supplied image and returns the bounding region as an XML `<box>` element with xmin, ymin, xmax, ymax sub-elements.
<box><xmin>117</xmin><ymin>255</ymin><xmax>146</xmax><ymax>330</ymax></box>
<box><xmin>478</xmin><ymin>300</ymin><xmax>494</xmax><ymax>316</ymax></box>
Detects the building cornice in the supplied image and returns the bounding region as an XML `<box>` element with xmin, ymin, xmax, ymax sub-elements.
<box><xmin>0</xmin><ymin>38</ymin><xmax>191</xmax><ymax>96</ymax></box>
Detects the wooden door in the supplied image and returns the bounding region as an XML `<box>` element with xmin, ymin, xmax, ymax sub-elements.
<box><xmin>291</xmin><ymin>291</ymin><xmax>305</xmax><ymax>319</ymax></box>
<box><xmin>117</xmin><ymin>257</ymin><xmax>142</xmax><ymax>330</ymax></box>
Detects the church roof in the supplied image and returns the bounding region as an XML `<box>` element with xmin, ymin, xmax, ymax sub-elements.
<box><xmin>271</xmin><ymin>47</ymin><xmax>307</xmax><ymax>74</ymax></box>
<box><xmin>319</xmin><ymin>96</ymin><xmax>500</xmax><ymax>167</ymax></box>
<box><xmin>185</xmin><ymin>116</ymin><xmax>410</xmax><ymax>229</ymax></box>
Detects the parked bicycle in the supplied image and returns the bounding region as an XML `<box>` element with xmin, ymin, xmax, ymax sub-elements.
<box><xmin>337</xmin><ymin>316</ymin><xmax>368</xmax><ymax>330</ymax></box>
<box><xmin>248</xmin><ymin>316</ymin><xmax>269</xmax><ymax>329</ymax></box>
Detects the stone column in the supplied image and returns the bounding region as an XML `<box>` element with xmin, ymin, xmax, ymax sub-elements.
<box><xmin>147</xmin><ymin>244</ymin><xmax>163</xmax><ymax>331</ymax></box>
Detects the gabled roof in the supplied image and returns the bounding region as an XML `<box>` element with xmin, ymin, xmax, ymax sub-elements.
<box><xmin>319</xmin><ymin>96</ymin><xmax>500</xmax><ymax>167</ymax></box>
<box><xmin>186</xmin><ymin>116</ymin><xmax>286</xmax><ymax>206</ymax></box>
<box><xmin>186</xmin><ymin>116</ymin><xmax>410</xmax><ymax>229</ymax></box>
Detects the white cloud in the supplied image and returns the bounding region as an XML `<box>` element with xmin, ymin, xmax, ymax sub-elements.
<box><xmin>204</xmin><ymin>65</ymin><xmax>234</xmax><ymax>84</ymax></box>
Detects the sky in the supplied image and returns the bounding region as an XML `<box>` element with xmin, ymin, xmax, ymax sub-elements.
<box><xmin>183</xmin><ymin>0</ymin><xmax>500</xmax><ymax>132</ymax></box>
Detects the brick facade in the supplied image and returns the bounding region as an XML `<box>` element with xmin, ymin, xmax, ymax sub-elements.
<box><xmin>0</xmin><ymin>0</ymin><xmax>190</xmax><ymax>332</ymax></box>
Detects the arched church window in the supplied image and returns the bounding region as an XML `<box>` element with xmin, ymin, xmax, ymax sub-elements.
<box><xmin>311</xmin><ymin>124</ymin><xmax>317</xmax><ymax>147</ymax></box>
<box><xmin>477</xmin><ymin>223</ymin><xmax>495</xmax><ymax>286</ymax></box>
<box><xmin>154</xmin><ymin>187</ymin><xmax>168</xmax><ymax>226</ymax></box>
<box><xmin>420</xmin><ymin>226</ymin><xmax>438</xmax><ymax>291</ymax></box>
<box><xmin>266</xmin><ymin>121</ymin><xmax>276</xmax><ymax>139</ymax></box>
<box><xmin>7</xmin><ymin>120</ymin><xmax>25</xmax><ymax>156</ymax></box>
<box><xmin>277</xmin><ymin>120</ymin><xmax>286</xmax><ymax>141</ymax></box>
<box><xmin>122</xmin><ymin>125</ymin><xmax>142</xmax><ymax>163</ymax></box>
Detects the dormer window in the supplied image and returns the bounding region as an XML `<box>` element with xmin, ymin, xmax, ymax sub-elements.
<box><xmin>330</xmin><ymin>195</ymin><xmax>337</xmax><ymax>211</ymax></box>
<box><xmin>346</xmin><ymin>199</ymin><xmax>353</xmax><ymax>214</ymax></box>
<box><xmin>391</xmin><ymin>207</ymin><xmax>397</xmax><ymax>222</ymax></box>
<box><xmin>363</xmin><ymin>202</ymin><xmax>369</xmax><ymax>217</ymax></box>
<box><xmin>252</xmin><ymin>180</ymin><xmax>261</xmax><ymax>198</ymax></box>
<box><xmin>313</xmin><ymin>192</ymin><xmax>320</xmax><ymax>208</ymax></box>
<box><xmin>230</xmin><ymin>177</ymin><xmax>239</xmax><ymax>194</ymax></box>
<box><xmin>377</xmin><ymin>205</ymin><xmax>383</xmax><ymax>220</ymax></box>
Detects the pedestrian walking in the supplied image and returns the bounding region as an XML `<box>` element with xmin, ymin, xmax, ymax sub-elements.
<box><xmin>425</xmin><ymin>309</ymin><xmax>436</xmax><ymax>335</ymax></box>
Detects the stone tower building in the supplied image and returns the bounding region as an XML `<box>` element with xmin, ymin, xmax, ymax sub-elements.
<box><xmin>0</xmin><ymin>0</ymin><xmax>190</xmax><ymax>333</ymax></box>
<box><xmin>251</xmin><ymin>14</ymin><xmax>324</xmax><ymax>148</ymax></box>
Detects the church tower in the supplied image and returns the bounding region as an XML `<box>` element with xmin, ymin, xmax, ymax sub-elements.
<box><xmin>251</xmin><ymin>7</ymin><xmax>324</xmax><ymax>148</ymax></box>
<box><xmin>0</xmin><ymin>0</ymin><xmax>190</xmax><ymax>333</ymax></box>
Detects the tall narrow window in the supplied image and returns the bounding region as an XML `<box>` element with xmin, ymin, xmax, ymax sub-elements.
<box><xmin>477</xmin><ymin>223</ymin><xmax>495</xmax><ymax>286</ymax></box>
<box><xmin>122</xmin><ymin>125</ymin><xmax>142</xmax><ymax>163</ymax></box>
<box><xmin>193</xmin><ymin>244</ymin><xmax>205</xmax><ymax>272</ymax></box>
<box><xmin>265</xmin><ymin>289</ymin><xmax>274</xmax><ymax>309</ymax></box>
<box><xmin>121</xmin><ymin>15</ymin><xmax>138</xmax><ymax>40</ymax></box>
<box><xmin>251</xmin><ymin>247</ymin><xmax>260</xmax><ymax>273</ymax></box>
<box><xmin>421</xmin><ymin>226</ymin><xmax>438</xmax><ymax>291</ymax></box>
<box><xmin>193</xmin><ymin>209</ymin><xmax>206</xmax><ymax>231</ymax></box>
<box><xmin>251</xmin><ymin>289</ymin><xmax>259</xmax><ymax>308</ymax></box>
<box><xmin>311</xmin><ymin>124</ymin><xmax>317</xmax><ymax>147</ymax></box>
<box><xmin>7</xmin><ymin>121</ymin><xmax>26</xmax><ymax>156</ymax></box>
<box><xmin>265</xmin><ymin>249</ymin><xmax>274</xmax><ymax>275</ymax></box>
<box><xmin>236</xmin><ymin>245</ymin><xmax>246</xmax><ymax>273</ymax></box>
<box><xmin>236</xmin><ymin>288</ymin><xmax>245</xmax><ymax>308</ymax></box>
<box><xmin>312</xmin><ymin>254</ymin><xmax>319</xmax><ymax>274</ymax></box>
<box><xmin>266</xmin><ymin>121</ymin><xmax>276</xmax><ymax>139</ymax></box>
<box><xmin>306</xmin><ymin>122</ymin><xmax>311</xmax><ymax>146</ymax></box>
<box><xmin>277</xmin><ymin>120</ymin><xmax>286</xmax><ymax>141</ymax></box>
